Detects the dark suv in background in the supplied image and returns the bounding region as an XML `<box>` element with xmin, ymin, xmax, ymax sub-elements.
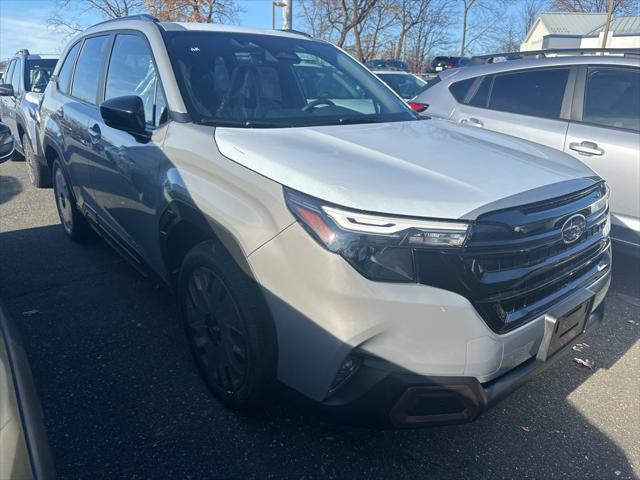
<box><xmin>0</xmin><ymin>49</ymin><xmax>57</xmax><ymax>186</ymax></box>
<box><xmin>425</xmin><ymin>56</ymin><xmax>470</xmax><ymax>74</ymax></box>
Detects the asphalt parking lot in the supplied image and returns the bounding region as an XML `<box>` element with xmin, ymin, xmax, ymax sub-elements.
<box><xmin>1</xmin><ymin>158</ymin><xmax>639</xmax><ymax>479</ymax></box>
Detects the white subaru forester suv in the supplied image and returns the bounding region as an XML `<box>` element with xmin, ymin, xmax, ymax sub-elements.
<box><xmin>39</xmin><ymin>15</ymin><xmax>611</xmax><ymax>427</ymax></box>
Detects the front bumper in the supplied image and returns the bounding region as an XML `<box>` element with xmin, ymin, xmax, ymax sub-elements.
<box><xmin>322</xmin><ymin>298</ymin><xmax>607</xmax><ymax>427</ymax></box>
<box><xmin>250</xmin><ymin>222</ymin><xmax>611</xmax><ymax>425</ymax></box>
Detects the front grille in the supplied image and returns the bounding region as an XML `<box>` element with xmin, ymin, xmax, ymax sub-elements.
<box><xmin>415</xmin><ymin>182</ymin><xmax>611</xmax><ymax>333</ymax></box>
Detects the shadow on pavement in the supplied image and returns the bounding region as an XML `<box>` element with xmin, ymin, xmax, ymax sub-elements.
<box><xmin>0</xmin><ymin>223</ymin><xmax>638</xmax><ymax>479</ymax></box>
<box><xmin>0</xmin><ymin>175</ymin><xmax>22</xmax><ymax>205</ymax></box>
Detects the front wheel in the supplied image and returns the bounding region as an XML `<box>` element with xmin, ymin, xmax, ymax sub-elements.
<box><xmin>52</xmin><ymin>160</ymin><xmax>92</xmax><ymax>242</ymax></box>
<box><xmin>178</xmin><ymin>241</ymin><xmax>277</xmax><ymax>410</ymax></box>
<box><xmin>23</xmin><ymin>135</ymin><xmax>51</xmax><ymax>187</ymax></box>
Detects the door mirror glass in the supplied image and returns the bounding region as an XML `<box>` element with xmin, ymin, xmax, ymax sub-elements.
<box><xmin>0</xmin><ymin>84</ymin><xmax>15</xmax><ymax>97</ymax></box>
<box><xmin>100</xmin><ymin>95</ymin><xmax>147</xmax><ymax>135</ymax></box>
<box><xmin>0</xmin><ymin>123</ymin><xmax>14</xmax><ymax>163</ymax></box>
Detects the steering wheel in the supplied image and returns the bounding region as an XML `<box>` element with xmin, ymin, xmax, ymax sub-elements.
<box><xmin>302</xmin><ymin>98</ymin><xmax>336</xmax><ymax>112</ymax></box>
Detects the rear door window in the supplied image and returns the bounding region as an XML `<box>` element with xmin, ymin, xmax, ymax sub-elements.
<box><xmin>57</xmin><ymin>43</ymin><xmax>81</xmax><ymax>94</ymax></box>
<box><xmin>488</xmin><ymin>68</ymin><xmax>570</xmax><ymax>118</ymax></box>
<box><xmin>71</xmin><ymin>35</ymin><xmax>110</xmax><ymax>104</ymax></box>
<box><xmin>583</xmin><ymin>66</ymin><xmax>639</xmax><ymax>132</ymax></box>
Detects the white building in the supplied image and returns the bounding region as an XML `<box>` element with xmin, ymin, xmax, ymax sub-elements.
<box><xmin>521</xmin><ymin>12</ymin><xmax>640</xmax><ymax>51</ymax></box>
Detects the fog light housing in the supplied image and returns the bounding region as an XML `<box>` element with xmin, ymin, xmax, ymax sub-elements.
<box><xmin>329</xmin><ymin>355</ymin><xmax>361</xmax><ymax>394</ymax></box>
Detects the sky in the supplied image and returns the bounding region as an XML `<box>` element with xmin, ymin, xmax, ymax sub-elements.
<box><xmin>0</xmin><ymin>0</ymin><xmax>278</xmax><ymax>59</ymax></box>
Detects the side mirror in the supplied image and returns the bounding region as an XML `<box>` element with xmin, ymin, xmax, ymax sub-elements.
<box><xmin>0</xmin><ymin>123</ymin><xmax>14</xmax><ymax>163</ymax></box>
<box><xmin>100</xmin><ymin>95</ymin><xmax>147</xmax><ymax>136</ymax></box>
<box><xmin>0</xmin><ymin>84</ymin><xmax>15</xmax><ymax>97</ymax></box>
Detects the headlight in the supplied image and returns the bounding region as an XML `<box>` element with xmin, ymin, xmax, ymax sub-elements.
<box><xmin>590</xmin><ymin>184</ymin><xmax>609</xmax><ymax>215</ymax></box>
<box><xmin>284</xmin><ymin>188</ymin><xmax>469</xmax><ymax>282</ymax></box>
<box><xmin>591</xmin><ymin>183</ymin><xmax>610</xmax><ymax>237</ymax></box>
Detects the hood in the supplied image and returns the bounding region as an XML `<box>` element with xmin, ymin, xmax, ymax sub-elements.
<box><xmin>214</xmin><ymin>118</ymin><xmax>599</xmax><ymax>220</ymax></box>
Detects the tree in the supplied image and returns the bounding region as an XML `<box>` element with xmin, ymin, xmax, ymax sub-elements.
<box><xmin>145</xmin><ymin>0</ymin><xmax>241</xmax><ymax>23</ymax></box>
<box><xmin>548</xmin><ymin>0</ymin><xmax>639</xmax><ymax>15</ymax></box>
<box><xmin>392</xmin><ymin>0</ymin><xmax>433</xmax><ymax>59</ymax></box>
<box><xmin>298</xmin><ymin>0</ymin><xmax>457</xmax><ymax>64</ymax></box>
<box><xmin>298</xmin><ymin>0</ymin><xmax>335</xmax><ymax>38</ymax></box>
<box><xmin>491</xmin><ymin>0</ymin><xmax>544</xmax><ymax>53</ymax></box>
<box><xmin>520</xmin><ymin>0</ymin><xmax>546</xmax><ymax>40</ymax></box>
<box><xmin>359</xmin><ymin>0</ymin><xmax>397</xmax><ymax>61</ymax></box>
<box><xmin>404</xmin><ymin>0</ymin><xmax>453</xmax><ymax>70</ymax></box>
<box><xmin>298</xmin><ymin>0</ymin><xmax>380</xmax><ymax>60</ymax></box>
<box><xmin>458</xmin><ymin>0</ymin><xmax>512</xmax><ymax>56</ymax></box>
<box><xmin>49</xmin><ymin>0</ymin><xmax>145</xmax><ymax>33</ymax></box>
<box><xmin>49</xmin><ymin>0</ymin><xmax>240</xmax><ymax>34</ymax></box>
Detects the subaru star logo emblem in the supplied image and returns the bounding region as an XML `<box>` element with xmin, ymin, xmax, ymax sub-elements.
<box><xmin>561</xmin><ymin>214</ymin><xmax>587</xmax><ymax>244</ymax></box>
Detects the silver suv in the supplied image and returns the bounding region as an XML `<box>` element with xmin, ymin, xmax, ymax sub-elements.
<box><xmin>39</xmin><ymin>16</ymin><xmax>611</xmax><ymax>427</ymax></box>
<box><xmin>0</xmin><ymin>50</ymin><xmax>58</xmax><ymax>186</ymax></box>
<box><xmin>412</xmin><ymin>50</ymin><xmax>639</xmax><ymax>251</ymax></box>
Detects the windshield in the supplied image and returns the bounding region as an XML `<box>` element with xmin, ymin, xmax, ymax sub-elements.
<box><xmin>163</xmin><ymin>31</ymin><xmax>417</xmax><ymax>127</ymax></box>
<box><xmin>25</xmin><ymin>59</ymin><xmax>57</xmax><ymax>93</ymax></box>
<box><xmin>377</xmin><ymin>73</ymin><xmax>426</xmax><ymax>99</ymax></box>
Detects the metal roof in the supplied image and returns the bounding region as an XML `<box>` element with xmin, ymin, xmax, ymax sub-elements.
<box><xmin>539</xmin><ymin>12</ymin><xmax>607</xmax><ymax>35</ymax></box>
<box><xmin>585</xmin><ymin>16</ymin><xmax>640</xmax><ymax>36</ymax></box>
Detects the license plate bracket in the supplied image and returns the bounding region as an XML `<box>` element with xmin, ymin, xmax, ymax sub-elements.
<box><xmin>537</xmin><ymin>300</ymin><xmax>591</xmax><ymax>361</ymax></box>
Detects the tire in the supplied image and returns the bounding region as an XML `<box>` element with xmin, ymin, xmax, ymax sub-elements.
<box><xmin>10</xmin><ymin>144</ymin><xmax>24</xmax><ymax>161</ymax></box>
<box><xmin>52</xmin><ymin>159</ymin><xmax>92</xmax><ymax>242</ymax></box>
<box><xmin>23</xmin><ymin>134</ymin><xmax>51</xmax><ymax>188</ymax></box>
<box><xmin>178</xmin><ymin>240</ymin><xmax>277</xmax><ymax>410</ymax></box>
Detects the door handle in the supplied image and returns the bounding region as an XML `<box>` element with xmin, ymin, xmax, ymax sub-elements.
<box><xmin>461</xmin><ymin>117</ymin><xmax>483</xmax><ymax>128</ymax></box>
<box><xmin>88</xmin><ymin>124</ymin><xmax>101</xmax><ymax>144</ymax></box>
<box><xmin>569</xmin><ymin>141</ymin><xmax>604</xmax><ymax>156</ymax></box>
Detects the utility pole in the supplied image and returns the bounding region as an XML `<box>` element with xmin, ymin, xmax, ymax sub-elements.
<box><xmin>601</xmin><ymin>0</ymin><xmax>614</xmax><ymax>48</ymax></box>
<box><xmin>282</xmin><ymin>0</ymin><xmax>292</xmax><ymax>30</ymax></box>
<box><xmin>272</xmin><ymin>1</ymin><xmax>286</xmax><ymax>29</ymax></box>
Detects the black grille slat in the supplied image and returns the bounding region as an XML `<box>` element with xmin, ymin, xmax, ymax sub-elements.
<box><xmin>473</xmin><ymin>220</ymin><xmax>607</xmax><ymax>287</ymax></box>
<box><xmin>415</xmin><ymin>182</ymin><xmax>611</xmax><ymax>333</ymax></box>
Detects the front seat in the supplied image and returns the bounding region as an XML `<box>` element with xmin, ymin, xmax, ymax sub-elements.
<box><xmin>218</xmin><ymin>66</ymin><xmax>279</xmax><ymax>121</ymax></box>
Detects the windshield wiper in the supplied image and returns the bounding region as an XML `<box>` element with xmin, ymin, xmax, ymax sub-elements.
<box><xmin>337</xmin><ymin>116</ymin><xmax>386</xmax><ymax>125</ymax></box>
<box><xmin>199</xmin><ymin>118</ymin><xmax>293</xmax><ymax>128</ymax></box>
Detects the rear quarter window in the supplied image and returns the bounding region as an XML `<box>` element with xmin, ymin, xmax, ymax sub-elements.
<box><xmin>449</xmin><ymin>78</ymin><xmax>474</xmax><ymax>102</ymax></box>
<box><xmin>57</xmin><ymin>43</ymin><xmax>81</xmax><ymax>95</ymax></box>
<box><xmin>469</xmin><ymin>76</ymin><xmax>492</xmax><ymax>107</ymax></box>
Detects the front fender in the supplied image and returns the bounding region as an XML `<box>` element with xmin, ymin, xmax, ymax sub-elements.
<box><xmin>41</xmin><ymin>115</ymin><xmax>64</xmax><ymax>165</ymax></box>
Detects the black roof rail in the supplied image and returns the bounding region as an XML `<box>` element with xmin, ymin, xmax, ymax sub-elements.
<box><xmin>90</xmin><ymin>13</ymin><xmax>159</xmax><ymax>29</ymax></box>
<box><xmin>471</xmin><ymin>48</ymin><xmax>640</xmax><ymax>65</ymax></box>
<box><xmin>15</xmin><ymin>49</ymin><xmax>30</xmax><ymax>56</ymax></box>
<box><xmin>279</xmin><ymin>28</ymin><xmax>312</xmax><ymax>38</ymax></box>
